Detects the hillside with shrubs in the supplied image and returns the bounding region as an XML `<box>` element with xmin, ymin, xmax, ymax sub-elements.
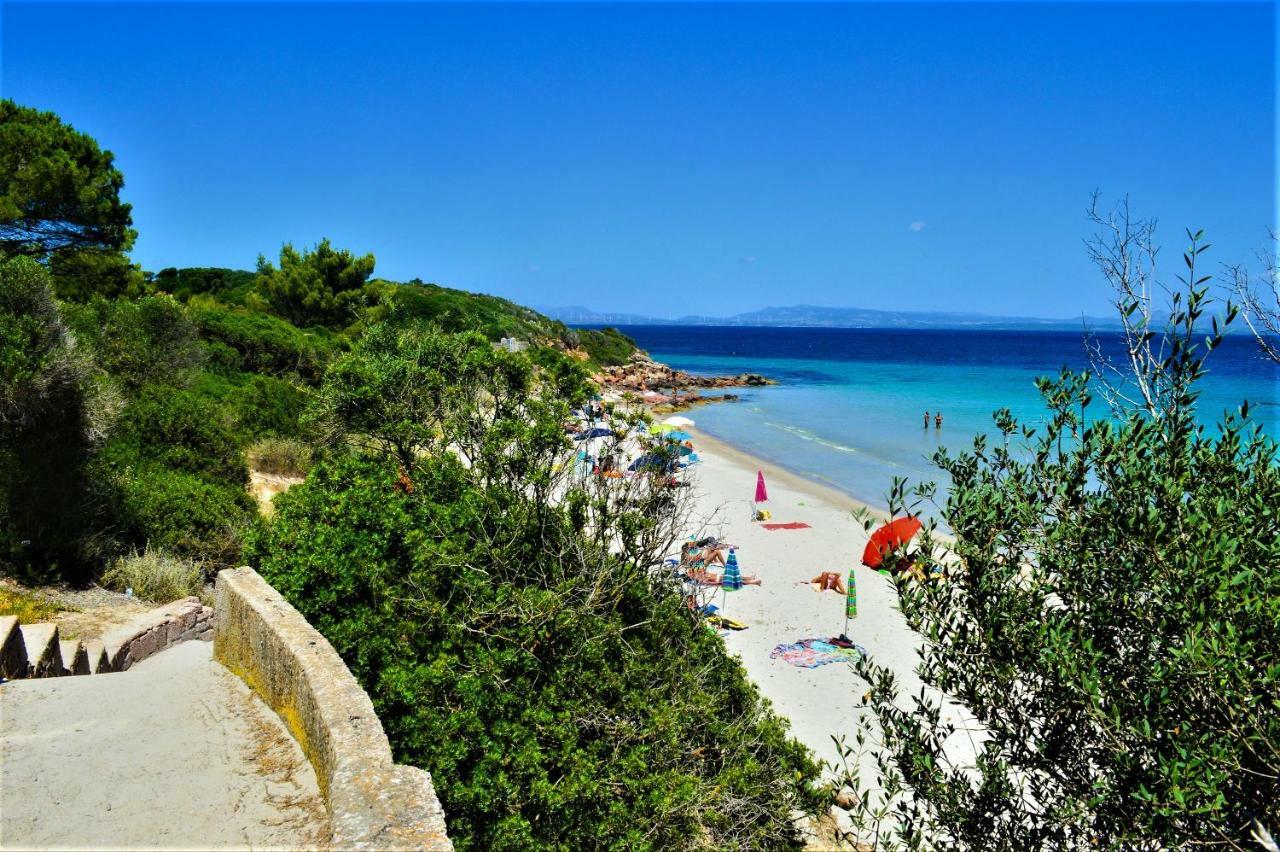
<box><xmin>0</xmin><ymin>99</ymin><xmax>819</xmax><ymax>849</ymax></box>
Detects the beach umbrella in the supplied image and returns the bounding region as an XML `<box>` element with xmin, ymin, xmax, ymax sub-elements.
<box><xmin>662</xmin><ymin>416</ymin><xmax>695</xmax><ymax>427</ymax></box>
<box><xmin>648</xmin><ymin>422</ymin><xmax>678</xmax><ymax>435</ymax></box>
<box><xmin>842</xmin><ymin>566</ymin><xmax>857</xmax><ymax>638</ymax></box>
<box><xmin>663</xmin><ymin>430</ymin><xmax>693</xmax><ymax>442</ymax></box>
<box><xmin>755</xmin><ymin>470</ymin><xmax>769</xmax><ymax>504</ymax></box>
<box><xmin>719</xmin><ymin>548</ymin><xmax>743</xmax><ymax>619</ymax></box>
<box><xmin>575</xmin><ymin>427</ymin><xmax>613</xmax><ymax>441</ymax></box>
<box><xmin>862</xmin><ymin>517</ymin><xmax>923</xmax><ymax>568</ymax></box>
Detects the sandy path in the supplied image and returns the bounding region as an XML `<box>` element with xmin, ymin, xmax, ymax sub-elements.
<box><xmin>683</xmin><ymin>428</ymin><xmax>980</xmax><ymax>784</ymax></box>
<box><xmin>0</xmin><ymin>641</ymin><xmax>328</xmax><ymax>850</ymax></box>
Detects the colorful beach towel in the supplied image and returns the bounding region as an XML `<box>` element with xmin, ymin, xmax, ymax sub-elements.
<box><xmin>761</xmin><ymin>522</ymin><xmax>811</xmax><ymax>530</ymax></box>
<box><xmin>769</xmin><ymin>638</ymin><xmax>867</xmax><ymax>668</ymax></box>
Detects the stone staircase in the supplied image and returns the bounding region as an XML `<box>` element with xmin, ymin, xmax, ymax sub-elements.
<box><xmin>0</xmin><ymin>596</ymin><xmax>213</xmax><ymax>681</ymax></box>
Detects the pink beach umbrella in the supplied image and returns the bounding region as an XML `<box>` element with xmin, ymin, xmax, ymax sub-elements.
<box><xmin>754</xmin><ymin>470</ymin><xmax>769</xmax><ymax>504</ymax></box>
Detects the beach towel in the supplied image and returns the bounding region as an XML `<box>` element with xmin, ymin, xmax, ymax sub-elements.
<box><xmin>761</xmin><ymin>522</ymin><xmax>811</xmax><ymax>530</ymax></box>
<box><xmin>769</xmin><ymin>638</ymin><xmax>867</xmax><ymax>668</ymax></box>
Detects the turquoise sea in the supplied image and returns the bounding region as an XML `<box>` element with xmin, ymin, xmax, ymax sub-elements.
<box><xmin>595</xmin><ymin>326</ymin><xmax>1280</xmax><ymax>510</ymax></box>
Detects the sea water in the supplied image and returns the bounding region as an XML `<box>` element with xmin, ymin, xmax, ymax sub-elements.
<box><xmin>593</xmin><ymin>326</ymin><xmax>1280</xmax><ymax>510</ymax></box>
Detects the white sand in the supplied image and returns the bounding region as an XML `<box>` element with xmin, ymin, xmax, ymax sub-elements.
<box><xmin>681</xmin><ymin>427</ymin><xmax>979</xmax><ymax>784</ymax></box>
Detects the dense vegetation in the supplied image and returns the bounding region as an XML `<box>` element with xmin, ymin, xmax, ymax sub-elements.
<box><xmin>249</xmin><ymin>325</ymin><xmax>818</xmax><ymax>848</ymax></box>
<box><xmin>841</xmin><ymin>221</ymin><xmax>1280</xmax><ymax>849</ymax></box>
<box><xmin>1</xmin><ymin>100</ymin><xmax>820</xmax><ymax>848</ymax></box>
<box><xmin>0</xmin><ymin>100</ymin><xmax>637</xmax><ymax>585</ymax></box>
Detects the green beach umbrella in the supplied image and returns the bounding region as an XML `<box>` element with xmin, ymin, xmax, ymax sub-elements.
<box><xmin>842</xmin><ymin>567</ymin><xmax>857</xmax><ymax>638</ymax></box>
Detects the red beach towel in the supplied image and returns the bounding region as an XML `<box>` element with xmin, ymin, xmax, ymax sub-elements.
<box><xmin>761</xmin><ymin>522</ymin><xmax>810</xmax><ymax>530</ymax></box>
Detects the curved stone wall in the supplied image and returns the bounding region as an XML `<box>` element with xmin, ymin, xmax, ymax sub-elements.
<box><xmin>213</xmin><ymin>567</ymin><xmax>452</xmax><ymax>851</ymax></box>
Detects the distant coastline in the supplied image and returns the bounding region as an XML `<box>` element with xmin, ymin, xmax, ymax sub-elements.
<box><xmin>544</xmin><ymin>303</ymin><xmax>1165</xmax><ymax>332</ymax></box>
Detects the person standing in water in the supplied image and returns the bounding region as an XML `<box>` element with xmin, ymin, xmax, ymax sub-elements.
<box><xmin>924</xmin><ymin>410</ymin><xmax>930</xmax><ymax>429</ymax></box>
<box><xmin>935</xmin><ymin>412</ymin><xmax>943</xmax><ymax>429</ymax></box>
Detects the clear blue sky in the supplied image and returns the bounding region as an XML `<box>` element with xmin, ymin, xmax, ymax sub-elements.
<box><xmin>2</xmin><ymin>2</ymin><xmax>1274</xmax><ymax>318</ymax></box>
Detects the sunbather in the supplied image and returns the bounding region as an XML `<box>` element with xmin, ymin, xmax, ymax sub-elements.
<box><xmin>802</xmin><ymin>571</ymin><xmax>847</xmax><ymax>594</ymax></box>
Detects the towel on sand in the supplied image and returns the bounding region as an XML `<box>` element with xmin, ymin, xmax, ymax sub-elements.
<box><xmin>769</xmin><ymin>638</ymin><xmax>866</xmax><ymax>668</ymax></box>
<box><xmin>761</xmin><ymin>522</ymin><xmax>811</xmax><ymax>530</ymax></box>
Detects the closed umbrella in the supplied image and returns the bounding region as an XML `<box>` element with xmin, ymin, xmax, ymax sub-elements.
<box><xmin>862</xmin><ymin>517</ymin><xmax>923</xmax><ymax>569</ymax></box>
<box><xmin>719</xmin><ymin>548</ymin><xmax>743</xmax><ymax>620</ymax></box>
<box><xmin>842</xmin><ymin>566</ymin><xmax>857</xmax><ymax>638</ymax></box>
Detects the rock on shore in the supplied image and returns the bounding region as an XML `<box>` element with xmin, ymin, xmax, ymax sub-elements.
<box><xmin>594</xmin><ymin>351</ymin><xmax>773</xmax><ymax>393</ymax></box>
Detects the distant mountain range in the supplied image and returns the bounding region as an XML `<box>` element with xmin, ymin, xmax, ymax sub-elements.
<box><xmin>539</xmin><ymin>303</ymin><xmax>1138</xmax><ymax>331</ymax></box>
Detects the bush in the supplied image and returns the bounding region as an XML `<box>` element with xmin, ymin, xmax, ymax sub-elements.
<box><xmin>111</xmin><ymin>384</ymin><xmax>246</xmax><ymax>487</ymax></box>
<box><xmin>577</xmin><ymin>326</ymin><xmax>636</xmax><ymax>366</ymax></box>
<box><xmin>245</xmin><ymin>437</ymin><xmax>312</xmax><ymax>476</ymax></box>
<box><xmin>0</xmin><ymin>255</ymin><xmax>99</xmax><ymax>582</ymax></box>
<box><xmin>101</xmin><ymin>546</ymin><xmax>204</xmax><ymax>603</ymax></box>
<box><xmin>188</xmin><ymin>301</ymin><xmax>337</xmax><ymax>380</ymax></box>
<box><xmin>230</xmin><ymin>374</ymin><xmax>308</xmax><ymax>438</ymax></box>
<box><xmin>153</xmin><ymin>267</ymin><xmax>256</xmax><ymax>304</ymax></box>
<box><xmin>95</xmin><ymin>457</ymin><xmax>254</xmax><ymax>565</ymax></box>
<box><xmin>61</xmin><ymin>295</ymin><xmax>203</xmax><ymax>391</ymax></box>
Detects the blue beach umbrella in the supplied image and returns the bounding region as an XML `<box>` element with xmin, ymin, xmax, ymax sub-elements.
<box><xmin>663</xmin><ymin>430</ymin><xmax>693</xmax><ymax>442</ymax></box>
<box><xmin>722</xmin><ymin>549</ymin><xmax>743</xmax><ymax>590</ymax></box>
<box><xmin>575</xmin><ymin>427</ymin><xmax>613</xmax><ymax>441</ymax></box>
<box><xmin>718</xmin><ymin>548</ymin><xmax>744</xmax><ymax>622</ymax></box>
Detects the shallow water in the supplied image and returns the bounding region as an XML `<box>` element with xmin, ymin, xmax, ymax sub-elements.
<box><xmin>593</xmin><ymin>326</ymin><xmax>1280</xmax><ymax>510</ymax></box>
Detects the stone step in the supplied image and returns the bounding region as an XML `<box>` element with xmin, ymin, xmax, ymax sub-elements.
<box><xmin>82</xmin><ymin>638</ymin><xmax>110</xmax><ymax>674</ymax></box>
<box><xmin>0</xmin><ymin>616</ymin><xmax>27</xmax><ymax>680</ymax></box>
<box><xmin>18</xmin><ymin>623</ymin><xmax>63</xmax><ymax>678</ymax></box>
<box><xmin>59</xmin><ymin>639</ymin><xmax>90</xmax><ymax>676</ymax></box>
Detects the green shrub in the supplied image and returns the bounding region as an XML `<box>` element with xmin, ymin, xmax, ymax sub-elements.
<box><xmin>0</xmin><ymin>255</ymin><xmax>99</xmax><ymax>582</ymax></box>
<box><xmin>577</xmin><ymin>326</ymin><xmax>637</xmax><ymax>366</ymax></box>
<box><xmin>61</xmin><ymin>295</ymin><xmax>203</xmax><ymax>391</ymax></box>
<box><xmin>245</xmin><ymin>437</ymin><xmax>312</xmax><ymax>476</ymax></box>
<box><xmin>153</xmin><ymin>267</ymin><xmax>256</xmax><ymax>304</ymax></box>
<box><xmin>188</xmin><ymin>301</ymin><xmax>337</xmax><ymax>380</ymax></box>
<box><xmin>95</xmin><ymin>457</ymin><xmax>253</xmax><ymax>565</ymax></box>
<box><xmin>101</xmin><ymin>546</ymin><xmax>204</xmax><ymax>603</ymax></box>
<box><xmin>111</xmin><ymin>384</ymin><xmax>246</xmax><ymax>487</ymax></box>
<box><xmin>230</xmin><ymin>374</ymin><xmax>308</xmax><ymax>438</ymax></box>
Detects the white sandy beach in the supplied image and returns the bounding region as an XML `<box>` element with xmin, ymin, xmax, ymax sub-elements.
<box><xmin>681</xmin><ymin>426</ymin><xmax>978</xmax><ymax>786</ymax></box>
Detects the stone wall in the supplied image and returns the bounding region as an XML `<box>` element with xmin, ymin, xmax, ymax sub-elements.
<box><xmin>213</xmin><ymin>567</ymin><xmax>452</xmax><ymax>851</ymax></box>
<box><xmin>102</xmin><ymin>596</ymin><xmax>213</xmax><ymax>672</ymax></box>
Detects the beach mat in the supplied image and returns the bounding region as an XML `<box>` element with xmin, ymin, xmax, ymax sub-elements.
<box><xmin>770</xmin><ymin>638</ymin><xmax>866</xmax><ymax>668</ymax></box>
<box><xmin>761</xmin><ymin>522</ymin><xmax>811</xmax><ymax>530</ymax></box>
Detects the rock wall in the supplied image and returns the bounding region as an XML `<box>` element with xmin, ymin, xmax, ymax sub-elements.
<box><xmin>213</xmin><ymin>566</ymin><xmax>452</xmax><ymax>851</ymax></box>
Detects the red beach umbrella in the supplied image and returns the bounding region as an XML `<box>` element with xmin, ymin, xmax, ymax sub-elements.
<box><xmin>754</xmin><ymin>470</ymin><xmax>769</xmax><ymax>504</ymax></box>
<box><xmin>862</xmin><ymin>517</ymin><xmax>923</xmax><ymax>568</ymax></box>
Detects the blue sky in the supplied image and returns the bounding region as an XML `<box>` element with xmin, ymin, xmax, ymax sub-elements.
<box><xmin>2</xmin><ymin>2</ymin><xmax>1274</xmax><ymax>318</ymax></box>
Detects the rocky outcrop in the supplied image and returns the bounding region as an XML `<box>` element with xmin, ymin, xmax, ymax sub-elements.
<box><xmin>595</xmin><ymin>351</ymin><xmax>773</xmax><ymax>394</ymax></box>
<box><xmin>214</xmin><ymin>566</ymin><xmax>452</xmax><ymax>851</ymax></box>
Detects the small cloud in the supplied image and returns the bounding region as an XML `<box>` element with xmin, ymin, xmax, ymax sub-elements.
<box><xmin>743</xmin><ymin>255</ymin><xmax>757</xmax><ymax>263</ymax></box>
<box><xmin>909</xmin><ymin>221</ymin><xmax>926</xmax><ymax>232</ymax></box>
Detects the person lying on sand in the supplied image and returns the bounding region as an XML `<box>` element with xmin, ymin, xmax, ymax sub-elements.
<box><xmin>688</xmin><ymin>567</ymin><xmax>761</xmax><ymax>586</ymax></box>
<box><xmin>799</xmin><ymin>571</ymin><xmax>847</xmax><ymax>594</ymax></box>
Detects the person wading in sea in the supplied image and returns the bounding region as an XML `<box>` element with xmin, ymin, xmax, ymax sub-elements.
<box><xmin>935</xmin><ymin>412</ymin><xmax>943</xmax><ymax>429</ymax></box>
<box><xmin>924</xmin><ymin>410</ymin><xmax>930</xmax><ymax>429</ymax></box>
